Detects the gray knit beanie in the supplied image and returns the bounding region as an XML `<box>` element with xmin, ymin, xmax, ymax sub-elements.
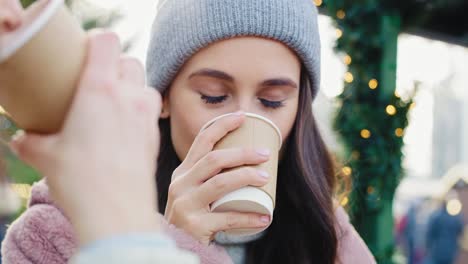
<box><xmin>146</xmin><ymin>0</ymin><xmax>321</xmax><ymax>98</ymax></box>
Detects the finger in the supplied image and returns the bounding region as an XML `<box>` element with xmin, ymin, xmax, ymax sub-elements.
<box><xmin>9</xmin><ymin>130</ymin><xmax>56</xmax><ymax>173</ymax></box>
<box><xmin>140</xmin><ymin>88</ymin><xmax>162</xmax><ymax>124</ymax></box>
<box><xmin>78</xmin><ymin>31</ymin><xmax>121</xmax><ymax>93</ymax></box>
<box><xmin>151</xmin><ymin>89</ymin><xmax>163</xmax><ymax>119</ymax></box>
<box><xmin>181</xmin><ymin>112</ymin><xmax>245</xmax><ymax>169</ymax></box>
<box><xmin>181</xmin><ymin>147</ymin><xmax>270</xmax><ymax>185</ymax></box>
<box><xmin>10</xmin><ymin>0</ymin><xmax>24</xmax><ymax>15</ymax></box>
<box><xmin>145</xmin><ymin>88</ymin><xmax>162</xmax><ymax>162</ymax></box>
<box><xmin>202</xmin><ymin>212</ymin><xmax>271</xmax><ymax>234</ymax></box>
<box><xmin>119</xmin><ymin>56</ymin><xmax>145</xmax><ymax>87</ymax></box>
<box><xmin>132</xmin><ymin>88</ymin><xmax>161</xmax><ymax>158</ymax></box>
<box><xmin>126</xmin><ymin>88</ymin><xmax>160</xmax><ymax>121</ymax></box>
<box><xmin>122</xmin><ymin>88</ymin><xmax>160</xmax><ymax>159</ymax></box>
<box><xmin>191</xmin><ymin>166</ymin><xmax>269</xmax><ymax>207</ymax></box>
<box><xmin>0</xmin><ymin>8</ymin><xmax>22</xmax><ymax>33</ymax></box>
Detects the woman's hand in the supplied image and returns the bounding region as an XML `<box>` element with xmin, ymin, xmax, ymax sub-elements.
<box><xmin>10</xmin><ymin>32</ymin><xmax>162</xmax><ymax>246</ymax></box>
<box><xmin>165</xmin><ymin>113</ymin><xmax>272</xmax><ymax>245</ymax></box>
<box><xmin>0</xmin><ymin>0</ymin><xmax>23</xmax><ymax>34</ymax></box>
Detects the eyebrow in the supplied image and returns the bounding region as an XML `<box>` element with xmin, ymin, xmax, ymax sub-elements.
<box><xmin>260</xmin><ymin>78</ymin><xmax>298</xmax><ymax>89</ymax></box>
<box><xmin>188</xmin><ymin>68</ymin><xmax>298</xmax><ymax>89</ymax></box>
<box><xmin>188</xmin><ymin>69</ymin><xmax>234</xmax><ymax>82</ymax></box>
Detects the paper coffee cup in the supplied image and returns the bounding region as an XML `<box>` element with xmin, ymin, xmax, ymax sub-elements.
<box><xmin>200</xmin><ymin>113</ymin><xmax>282</xmax><ymax>236</ymax></box>
<box><xmin>0</xmin><ymin>0</ymin><xmax>87</xmax><ymax>133</ymax></box>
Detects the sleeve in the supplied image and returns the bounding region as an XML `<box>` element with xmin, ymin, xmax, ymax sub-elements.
<box><xmin>335</xmin><ymin>206</ymin><xmax>376</xmax><ymax>264</ymax></box>
<box><xmin>160</xmin><ymin>215</ymin><xmax>234</xmax><ymax>264</ymax></box>
<box><xmin>1</xmin><ymin>232</ymin><xmax>34</xmax><ymax>264</ymax></box>
<box><xmin>69</xmin><ymin>234</ymin><xmax>199</xmax><ymax>264</ymax></box>
<box><xmin>1</xmin><ymin>204</ymin><xmax>76</xmax><ymax>264</ymax></box>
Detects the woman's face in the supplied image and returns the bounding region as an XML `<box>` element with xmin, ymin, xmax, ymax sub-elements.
<box><xmin>163</xmin><ymin>37</ymin><xmax>301</xmax><ymax>160</ymax></box>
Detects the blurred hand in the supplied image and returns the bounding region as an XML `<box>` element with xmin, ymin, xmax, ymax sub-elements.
<box><xmin>10</xmin><ymin>31</ymin><xmax>162</xmax><ymax>246</ymax></box>
<box><xmin>0</xmin><ymin>0</ymin><xmax>23</xmax><ymax>34</ymax></box>
<box><xmin>165</xmin><ymin>113</ymin><xmax>272</xmax><ymax>245</ymax></box>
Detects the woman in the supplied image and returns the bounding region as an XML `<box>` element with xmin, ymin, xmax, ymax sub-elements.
<box><xmin>2</xmin><ymin>0</ymin><xmax>375</xmax><ymax>263</ymax></box>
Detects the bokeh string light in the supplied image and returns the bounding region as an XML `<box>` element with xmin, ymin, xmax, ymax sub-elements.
<box><xmin>360</xmin><ymin>129</ymin><xmax>371</xmax><ymax>139</ymax></box>
<box><xmin>336</xmin><ymin>9</ymin><xmax>346</xmax><ymax>19</ymax></box>
<box><xmin>368</xmin><ymin>79</ymin><xmax>378</xmax><ymax>89</ymax></box>
<box><xmin>344</xmin><ymin>72</ymin><xmax>354</xmax><ymax>83</ymax></box>
<box><xmin>335</xmin><ymin>28</ymin><xmax>343</xmax><ymax>39</ymax></box>
<box><xmin>386</xmin><ymin>105</ymin><xmax>397</xmax><ymax>115</ymax></box>
<box><xmin>344</xmin><ymin>54</ymin><xmax>352</xmax><ymax>65</ymax></box>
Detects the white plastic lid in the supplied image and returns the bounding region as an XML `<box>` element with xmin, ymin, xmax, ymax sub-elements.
<box><xmin>210</xmin><ymin>186</ymin><xmax>274</xmax><ymax>236</ymax></box>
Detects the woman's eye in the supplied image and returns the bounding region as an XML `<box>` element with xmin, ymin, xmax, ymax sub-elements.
<box><xmin>259</xmin><ymin>98</ymin><xmax>285</xmax><ymax>109</ymax></box>
<box><xmin>200</xmin><ymin>94</ymin><xmax>283</xmax><ymax>109</ymax></box>
<box><xmin>200</xmin><ymin>94</ymin><xmax>228</xmax><ymax>104</ymax></box>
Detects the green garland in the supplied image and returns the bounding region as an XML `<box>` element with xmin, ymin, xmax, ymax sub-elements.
<box><xmin>322</xmin><ymin>1</ymin><xmax>414</xmax><ymax>263</ymax></box>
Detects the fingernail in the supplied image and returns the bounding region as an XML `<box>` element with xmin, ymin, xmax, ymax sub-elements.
<box><xmin>256</xmin><ymin>148</ymin><xmax>270</xmax><ymax>157</ymax></box>
<box><xmin>257</xmin><ymin>170</ymin><xmax>269</xmax><ymax>178</ymax></box>
<box><xmin>260</xmin><ymin>215</ymin><xmax>270</xmax><ymax>224</ymax></box>
<box><xmin>11</xmin><ymin>130</ymin><xmax>25</xmax><ymax>142</ymax></box>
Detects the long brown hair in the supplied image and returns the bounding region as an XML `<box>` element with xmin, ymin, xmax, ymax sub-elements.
<box><xmin>156</xmin><ymin>68</ymin><xmax>339</xmax><ymax>263</ymax></box>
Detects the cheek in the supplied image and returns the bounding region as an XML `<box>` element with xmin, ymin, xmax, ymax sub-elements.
<box><xmin>276</xmin><ymin>105</ymin><xmax>298</xmax><ymax>159</ymax></box>
<box><xmin>266</xmin><ymin>98</ymin><xmax>299</xmax><ymax>144</ymax></box>
<box><xmin>279</xmin><ymin>108</ymin><xmax>297</xmax><ymax>144</ymax></box>
<box><xmin>170</xmin><ymin>112</ymin><xmax>198</xmax><ymax>161</ymax></box>
<box><xmin>168</xmin><ymin>88</ymin><xmax>217</xmax><ymax>161</ymax></box>
<box><xmin>265</xmin><ymin>103</ymin><xmax>297</xmax><ymax>161</ymax></box>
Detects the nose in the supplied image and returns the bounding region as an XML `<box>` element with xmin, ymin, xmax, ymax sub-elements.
<box><xmin>233</xmin><ymin>95</ymin><xmax>255</xmax><ymax>114</ymax></box>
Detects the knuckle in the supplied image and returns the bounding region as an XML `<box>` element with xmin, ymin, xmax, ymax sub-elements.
<box><xmin>171</xmin><ymin>166</ymin><xmax>188</xmax><ymax>181</ymax></box>
<box><xmin>172</xmin><ymin>167</ymin><xmax>181</xmax><ymax>177</ymax></box>
<box><xmin>226</xmin><ymin>215</ymin><xmax>240</xmax><ymax>229</ymax></box>
<box><xmin>99</xmin><ymin>78</ymin><xmax>117</xmax><ymax>93</ymax></box>
<box><xmin>243</xmin><ymin>167</ymin><xmax>258</xmax><ymax>179</ymax></box>
<box><xmin>241</xmin><ymin>148</ymin><xmax>252</xmax><ymax>158</ymax></box>
<box><xmin>247</xmin><ymin>214</ymin><xmax>257</xmax><ymax>226</ymax></box>
<box><xmin>230</xmin><ymin>168</ymin><xmax>253</xmax><ymax>185</ymax></box>
<box><xmin>198</xmin><ymin>132</ymin><xmax>216</xmax><ymax>148</ymax></box>
<box><xmin>167</xmin><ymin>181</ymin><xmax>181</xmax><ymax>201</ymax></box>
<box><xmin>133</xmin><ymin>96</ymin><xmax>152</xmax><ymax>114</ymax></box>
<box><xmin>171</xmin><ymin>198</ymin><xmax>186</xmax><ymax>218</ymax></box>
<box><xmin>221</xmin><ymin>117</ymin><xmax>236</xmax><ymax>128</ymax></box>
<box><xmin>205</xmin><ymin>151</ymin><xmax>221</xmax><ymax>167</ymax></box>
<box><xmin>172</xmin><ymin>166</ymin><xmax>186</xmax><ymax>178</ymax></box>
<box><xmin>210</xmin><ymin>176</ymin><xmax>228</xmax><ymax>192</ymax></box>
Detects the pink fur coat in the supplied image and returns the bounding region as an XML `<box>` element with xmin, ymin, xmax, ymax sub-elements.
<box><xmin>1</xmin><ymin>181</ymin><xmax>375</xmax><ymax>264</ymax></box>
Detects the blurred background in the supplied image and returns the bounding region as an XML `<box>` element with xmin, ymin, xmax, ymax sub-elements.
<box><xmin>1</xmin><ymin>0</ymin><xmax>467</xmax><ymax>263</ymax></box>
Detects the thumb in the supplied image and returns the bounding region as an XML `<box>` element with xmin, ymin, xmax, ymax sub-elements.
<box><xmin>10</xmin><ymin>130</ymin><xmax>56</xmax><ymax>172</ymax></box>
